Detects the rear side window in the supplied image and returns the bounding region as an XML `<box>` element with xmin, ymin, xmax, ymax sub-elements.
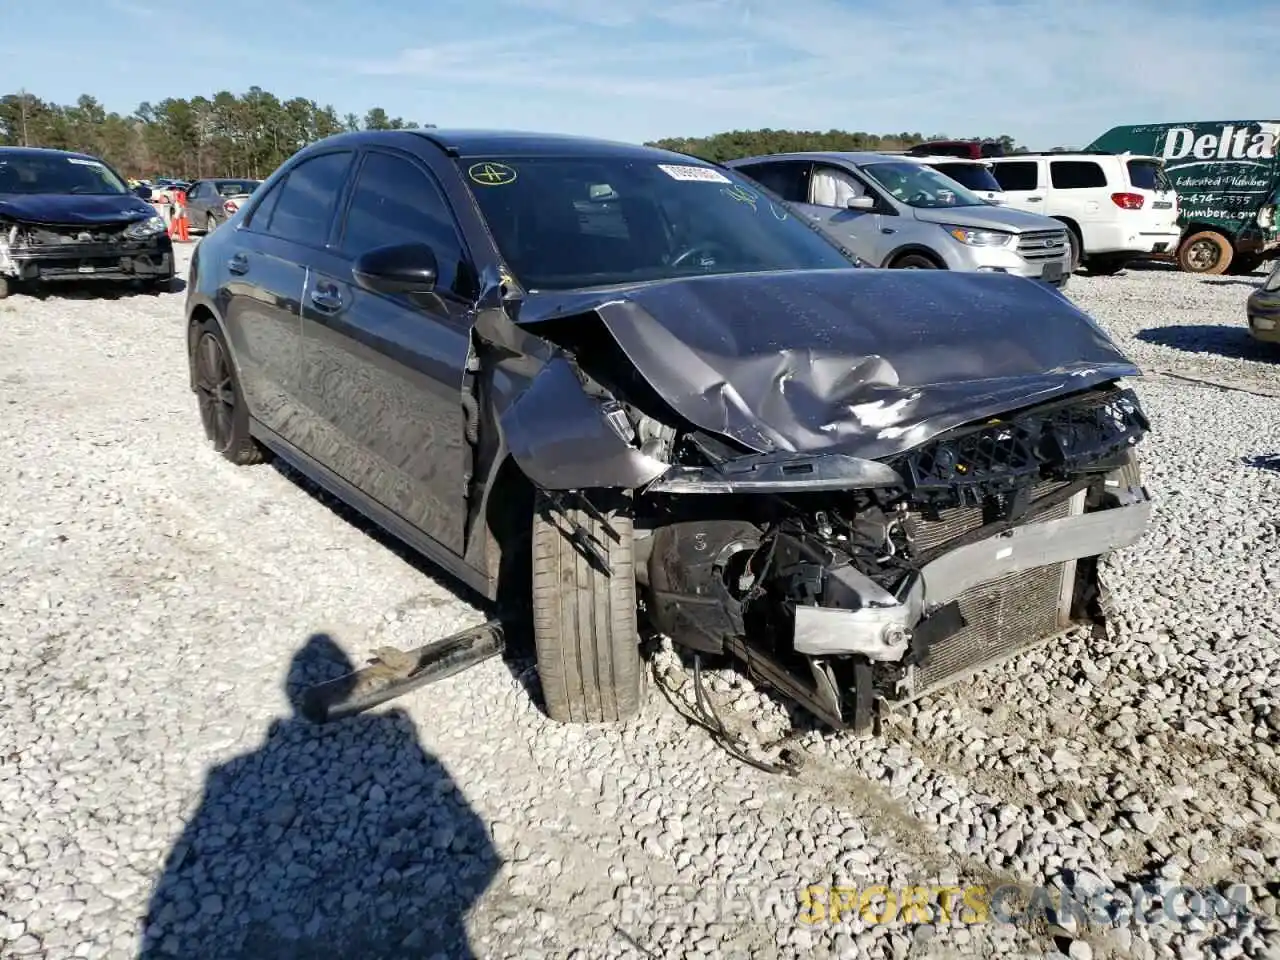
<box><xmin>736</xmin><ymin>161</ymin><xmax>811</xmax><ymax>203</ymax></box>
<box><xmin>263</xmin><ymin>151</ymin><xmax>354</xmax><ymax>245</ymax></box>
<box><xmin>935</xmin><ymin>163</ymin><xmax>1003</xmax><ymax>192</ymax></box>
<box><xmin>340</xmin><ymin>151</ymin><xmax>470</xmax><ymax>297</ymax></box>
<box><xmin>1126</xmin><ymin>160</ymin><xmax>1173</xmax><ymax>192</ymax></box>
<box><xmin>1050</xmin><ymin>160</ymin><xmax>1108</xmax><ymax>189</ymax></box>
<box><xmin>991</xmin><ymin>161</ymin><xmax>1039</xmax><ymax>191</ymax></box>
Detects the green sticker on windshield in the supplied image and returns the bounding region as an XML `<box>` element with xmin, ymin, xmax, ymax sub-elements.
<box><xmin>468</xmin><ymin>162</ymin><xmax>517</xmax><ymax>186</ymax></box>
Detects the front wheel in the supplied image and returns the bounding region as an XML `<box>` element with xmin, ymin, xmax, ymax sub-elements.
<box><xmin>205</xmin><ymin>213</ymin><xmax>220</xmax><ymax>233</ymax></box>
<box><xmin>892</xmin><ymin>253</ymin><xmax>940</xmax><ymax>269</ymax></box>
<box><xmin>530</xmin><ymin>489</ymin><xmax>642</xmax><ymax>724</ymax></box>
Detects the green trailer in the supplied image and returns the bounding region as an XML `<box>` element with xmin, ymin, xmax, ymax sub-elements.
<box><xmin>1086</xmin><ymin>121</ymin><xmax>1280</xmax><ymax>275</ymax></box>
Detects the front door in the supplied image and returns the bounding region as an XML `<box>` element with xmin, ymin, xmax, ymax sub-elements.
<box><xmin>300</xmin><ymin>147</ymin><xmax>476</xmax><ymax>556</ymax></box>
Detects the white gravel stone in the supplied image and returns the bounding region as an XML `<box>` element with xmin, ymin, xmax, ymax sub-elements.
<box><xmin>2</xmin><ymin>252</ymin><xmax>1279</xmax><ymax>958</ymax></box>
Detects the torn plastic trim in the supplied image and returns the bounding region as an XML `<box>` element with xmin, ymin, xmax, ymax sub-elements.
<box><xmin>645</xmin><ymin>451</ymin><xmax>905</xmax><ymax>494</ymax></box>
<box><xmin>499</xmin><ymin>353</ymin><xmax>669</xmax><ymax>490</ymax></box>
<box><xmin>791</xmin><ymin>486</ymin><xmax>1152</xmax><ymax>659</ymax></box>
<box><xmin>0</xmin><ymin>224</ymin><xmax>16</xmax><ymax>277</ymax></box>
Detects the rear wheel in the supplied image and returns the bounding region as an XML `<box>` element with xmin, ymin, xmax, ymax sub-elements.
<box><xmin>1227</xmin><ymin>254</ymin><xmax>1264</xmax><ymax>276</ymax></box>
<box><xmin>530</xmin><ymin>489</ymin><xmax>642</xmax><ymax>724</ymax></box>
<box><xmin>1063</xmin><ymin>225</ymin><xmax>1083</xmax><ymax>273</ymax></box>
<box><xmin>191</xmin><ymin>320</ymin><xmax>265</xmax><ymax>465</ymax></box>
<box><xmin>1178</xmin><ymin>231</ymin><xmax>1233</xmax><ymax>275</ymax></box>
<box><xmin>1083</xmin><ymin>255</ymin><xmax>1129</xmax><ymax>276</ymax></box>
<box><xmin>205</xmin><ymin>213</ymin><xmax>220</xmax><ymax>233</ymax></box>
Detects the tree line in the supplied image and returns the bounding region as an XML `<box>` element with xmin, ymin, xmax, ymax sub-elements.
<box><xmin>1</xmin><ymin>86</ymin><xmax>1073</xmax><ymax>180</ymax></box>
<box><xmin>0</xmin><ymin>87</ymin><xmax>428</xmax><ymax>180</ymax></box>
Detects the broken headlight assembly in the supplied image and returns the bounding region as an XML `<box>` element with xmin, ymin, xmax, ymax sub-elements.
<box><xmin>123</xmin><ymin>215</ymin><xmax>167</xmax><ymax>240</ymax></box>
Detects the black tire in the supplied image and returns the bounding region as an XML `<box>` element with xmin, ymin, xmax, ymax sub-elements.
<box><xmin>1063</xmin><ymin>225</ymin><xmax>1083</xmax><ymax>273</ymax></box>
<box><xmin>1178</xmin><ymin>230</ymin><xmax>1233</xmax><ymax>275</ymax></box>
<box><xmin>191</xmin><ymin>320</ymin><xmax>265</xmax><ymax>465</ymax></box>
<box><xmin>892</xmin><ymin>253</ymin><xmax>940</xmax><ymax>269</ymax></box>
<box><xmin>530</xmin><ymin>489</ymin><xmax>642</xmax><ymax>724</ymax></box>
<box><xmin>1227</xmin><ymin>255</ymin><xmax>1264</xmax><ymax>276</ymax></box>
<box><xmin>1083</xmin><ymin>256</ymin><xmax>1129</xmax><ymax>276</ymax></box>
<box><xmin>145</xmin><ymin>274</ymin><xmax>177</xmax><ymax>294</ymax></box>
<box><xmin>205</xmin><ymin>213</ymin><xmax>219</xmax><ymax>233</ymax></box>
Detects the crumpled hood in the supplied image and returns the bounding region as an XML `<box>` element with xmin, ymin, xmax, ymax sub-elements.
<box><xmin>0</xmin><ymin>193</ymin><xmax>155</xmax><ymax>226</ymax></box>
<box><xmin>516</xmin><ymin>268</ymin><xmax>1140</xmax><ymax>461</ymax></box>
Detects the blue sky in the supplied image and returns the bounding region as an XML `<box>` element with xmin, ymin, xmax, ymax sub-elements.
<box><xmin>3</xmin><ymin>0</ymin><xmax>1277</xmax><ymax>148</ymax></box>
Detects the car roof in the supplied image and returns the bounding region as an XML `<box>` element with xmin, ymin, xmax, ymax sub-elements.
<box><xmin>726</xmin><ymin>151</ymin><xmax>916</xmax><ymax>165</ymax></box>
<box><xmin>0</xmin><ymin>145</ymin><xmax>104</xmax><ymax>163</ymax></box>
<box><xmin>300</xmin><ymin>128</ymin><xmax>710</xmax><ymax>164</ymax></box>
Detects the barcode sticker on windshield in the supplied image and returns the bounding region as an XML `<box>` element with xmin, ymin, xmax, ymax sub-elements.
<box><xmin>657</xmin><ymin>164</ymin><xmax>731</xmax><ymax>183</ymax></box>
<box><xmin>67</xmin><ymin>158</ymin><xmax>105</xmax><ymax>167</ymax></box>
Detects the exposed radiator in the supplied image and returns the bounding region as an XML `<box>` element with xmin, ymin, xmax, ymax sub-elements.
<box><xmin>898</xmin><ymin>483</ymin><xmax>1086</xmax><ymax>701</ymax></box>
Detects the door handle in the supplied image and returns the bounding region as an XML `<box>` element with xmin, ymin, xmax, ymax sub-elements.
<box><xmin>881</xmin><ymin>227</ymin><xmax>896</xmax><ymax>234</ymax></box>
<box><xmin>1026</xmin><ymin>196</ymin><xmax>1043</xmax><ymax>202</ymax></box>
<box><xmin>309</xmin><ymin>285</ymin><xmax>343</xmax><ymax>313</ymax></box>
<box><xmin>227</xmin><ymin>253</ymin><xmax>249</xmax><ymax>275</ymax></box>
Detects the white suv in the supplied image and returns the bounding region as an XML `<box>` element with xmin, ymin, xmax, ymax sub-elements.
<box><xmin>987</xmin><ymin>152</ymin><xmax>1181</xmax><ymax>275</ymax></box>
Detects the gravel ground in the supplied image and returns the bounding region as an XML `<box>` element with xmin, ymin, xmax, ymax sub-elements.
<box><xmin>1</xmin><ymin>251</ymin><xmax>1278</xmax><ymax>960</ymax></box>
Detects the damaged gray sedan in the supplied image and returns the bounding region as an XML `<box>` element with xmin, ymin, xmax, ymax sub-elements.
<box><xmin>185</xmin><ymin>129</ymin><xmax>1152</xmax><ymax>732</ymax></box>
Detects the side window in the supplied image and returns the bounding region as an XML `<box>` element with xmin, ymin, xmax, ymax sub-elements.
<box><xmin>244</xmin><ymin>179</ymin><xmax>284</xmax><ymax>229</ymax></box>
<box><xmin>263</xmin><ymin>151</ymin><xmax>354</xmax><ymax>245</ymax></box>
<box><xmin>736</xmin><ymin>162</ymin><xmax>810</xmax><ymax>203</ymax></box>
<box><xmin>991</xmin><ymin>161</ymin><xmax>1040</xmax><ymax>191</ymax></box>
<box><xmin>1050</xmin><ymin>161</ymin><xmax>1108</xmax><ymax>189</ymax></box>
<box><xmin>809</xmin><ymin>164</ymin><xmax>868</xmax><ymax>207</ymax></box>
<box><xmin>340</xmin><ymin>151</ymin><xmax>471</xmax><ymax>298</ymax></box>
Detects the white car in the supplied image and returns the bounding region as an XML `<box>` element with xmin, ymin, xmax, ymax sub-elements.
<box><xmin>987</xmin><ymin>152</ymin><xmax>1182</xmax><ymax>275</ymax></box>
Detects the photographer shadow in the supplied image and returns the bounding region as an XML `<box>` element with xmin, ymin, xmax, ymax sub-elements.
<box><xmin>139</xmin><ymin>633</ymin><xmax>498</xmax><ymax>959</ymax></box>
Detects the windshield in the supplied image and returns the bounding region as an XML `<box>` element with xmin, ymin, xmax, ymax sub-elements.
<box><xmin>215</xmin><ymin>180</ymin><xmax>260</xmax><ymax>196</ymax></box>
<box><xmin>461</xmin><ymin>156</ymin><xmax>856</xmax><ymax>290</ymax></box>
<box><xmin>861</xmin><ymin>160</ymin><xmax>988</xmax><ymax>209</ymax></box>
<box><xmin>1126</xmin><ymin>160</ymin><xmax>1173</xmax><ymax>192</ymax></box>
<box><xmin>931</xmin><ymin>163</ymin><xmax>1003</xmax><ymax>194</ymax></box>
<box><xmin>0</xmin><ymin>153</ymin><xmax>129</xmax><ymax>196</ymax></box>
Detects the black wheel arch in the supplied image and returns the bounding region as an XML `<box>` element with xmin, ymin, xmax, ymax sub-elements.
<box><xmin>882</xmin><ymin>244</ymin><xmax>946</xmax><ymax>268</ymax></box>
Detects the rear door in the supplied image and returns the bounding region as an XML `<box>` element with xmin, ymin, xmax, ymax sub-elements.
<box><xmin>222</xmin><ymin>149</ymin><xmax>355</xmax><ymax>447</ymax></box>
<box><xmin>990</xmin><ymin>158</ymin><xmax>1047</xmax><ymax>212</ymax></box>
<box><xmin>299</xmin><ymin>146</ymin><xmax>477</xmax><ymax>556</ymax></box>
<box><xmin>1046</xmin><ymin>158</ymin><xmax>1112</xmax><ymax>240</ymax></box>
<box><xmin>1122</xmin><ymin>157</ymin><xmax>1180</xmax><ymax>237</ymax></box>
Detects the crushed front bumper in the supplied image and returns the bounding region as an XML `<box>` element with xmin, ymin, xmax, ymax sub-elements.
<box><xmin>0</xmin><ymin>232</ymin><xmax>174</xmax><ymax>284</ymax></box>
<box><xmin>793</xmin><ymin>482</ymin><xmax>1150</xmax><ymax>662</ymax></box>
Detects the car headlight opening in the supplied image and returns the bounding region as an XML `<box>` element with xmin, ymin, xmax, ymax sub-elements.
<box><xmin>125</xmin><ymin>215</ymin><xmax>168</xmax><ymax>239</ymax></box>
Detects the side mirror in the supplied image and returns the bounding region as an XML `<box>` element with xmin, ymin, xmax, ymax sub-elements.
<box><xmin>134</xmin><ymin>184</ymin><xmax>152</xmax><ymax>200</ymax></box>
<box><xmin>352</xmin><ymin>242</ymin><xmax>438</xmax><ymax>295</ymax></box>
<box><xmin>846</xmin><ymin>195</ymin><xmax>875</xmax><ymax>211</ymax></box>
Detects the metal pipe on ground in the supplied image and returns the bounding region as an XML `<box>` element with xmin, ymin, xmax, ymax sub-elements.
<box><xmin>300</xmin><ymin>619</ymin><xmax>505</xmax><ymax>723</ymax></box>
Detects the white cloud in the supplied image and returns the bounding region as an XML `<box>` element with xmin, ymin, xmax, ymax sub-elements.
<box><xmin>353</xmin><ymin>0</ymin><xmax>1280</xmax><ymax>145</ymax></box>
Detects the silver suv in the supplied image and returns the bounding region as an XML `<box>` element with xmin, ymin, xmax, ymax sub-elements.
<box><xmin>726</xmin><ymin>152</ymin><xmax>1073</xmax><ymax>287</ymax></box>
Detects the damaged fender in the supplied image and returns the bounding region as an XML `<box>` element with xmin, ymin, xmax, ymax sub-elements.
<box><xmin>499</xmin><ymin>354</ymin><xmax>669</xmax><ymax>490</ymax></box>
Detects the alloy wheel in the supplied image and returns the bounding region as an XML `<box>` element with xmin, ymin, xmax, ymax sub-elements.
<box><xmin>194</xmin><ymin>331</ymin><xmax>236</xmax><ymax>451</ymax></box>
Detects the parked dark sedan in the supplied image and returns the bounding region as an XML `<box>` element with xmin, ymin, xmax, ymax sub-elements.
<box><xmin>185</xmin><ymin>129</ymin><xmax>1152</xmax><ymax>731</ymax></box>
<box><xmin>0</xmin><ymin>146</ymin><xmax>175</xmax><ymax>298</ymax></box>
<box><xmin>183</xmin><ymin>178</ymin><xmax>261</xmax><ymax>233</ymax></box>
<box><xmin>1246</xmin><ymin>259</ymin><xmax>1280</xmax><ymax>346</ymax></box>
